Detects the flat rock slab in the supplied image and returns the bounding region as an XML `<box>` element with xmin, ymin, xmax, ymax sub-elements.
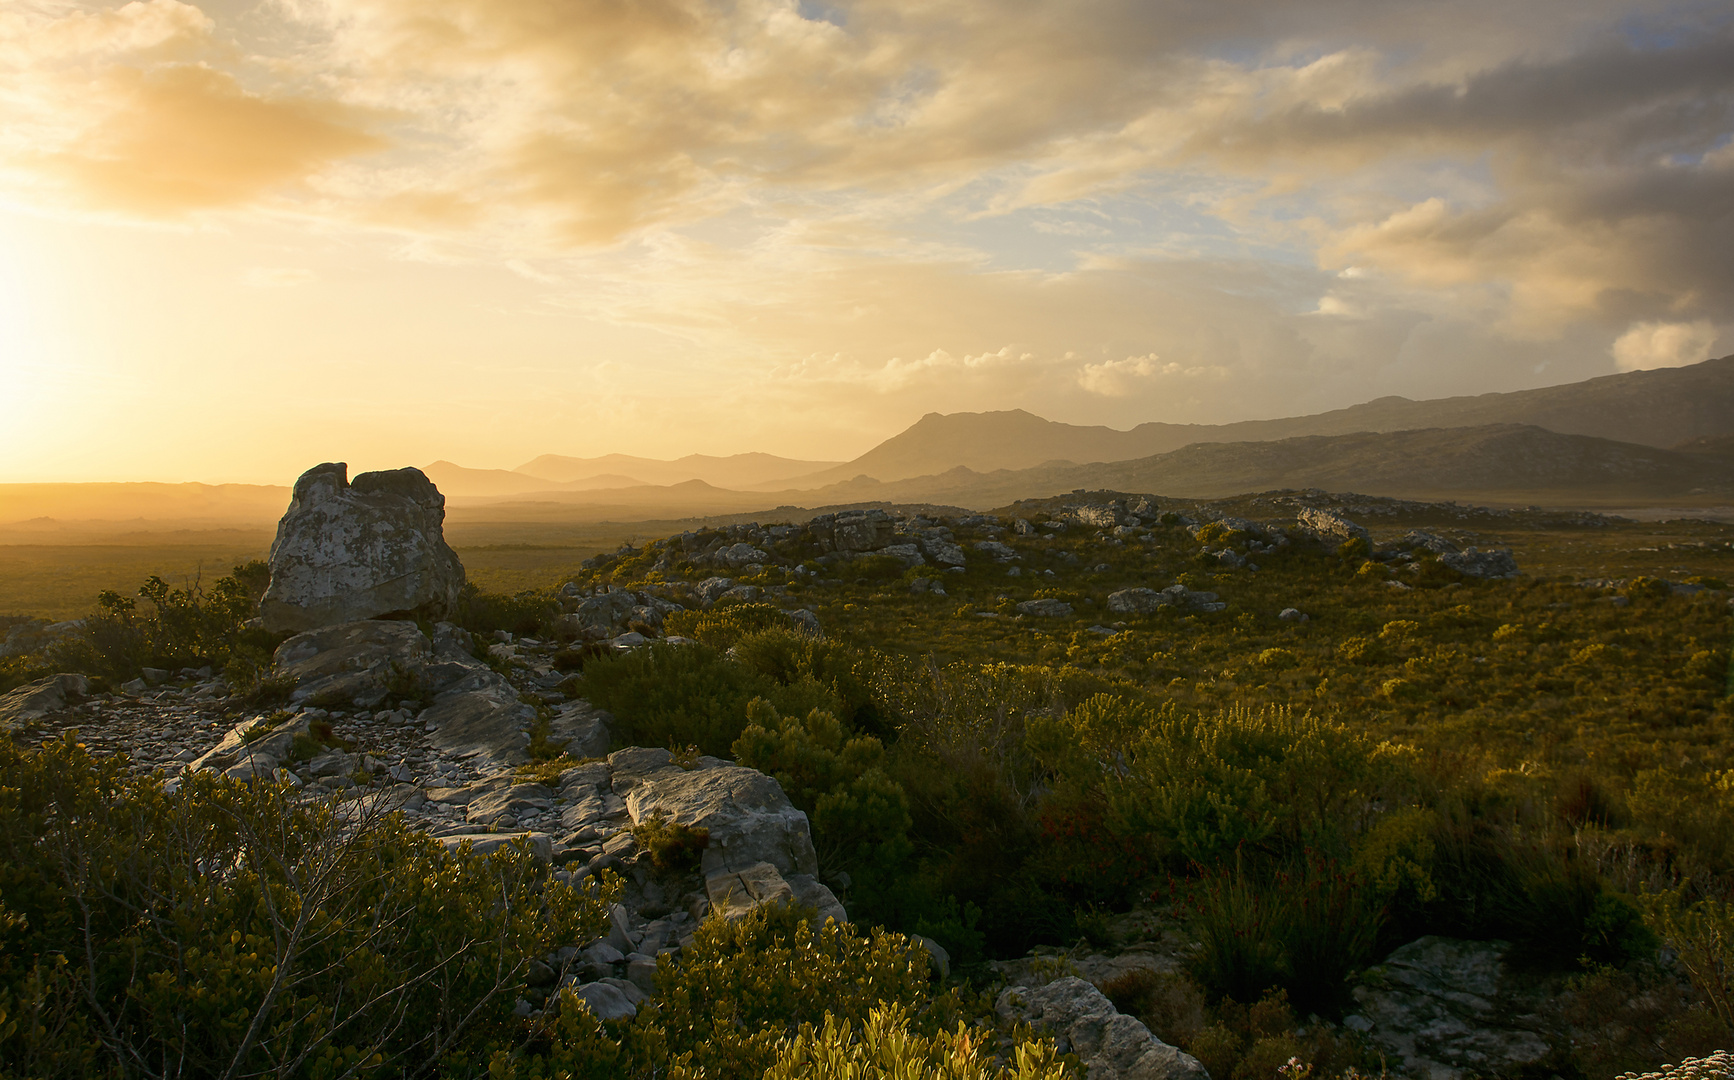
<box><xmin>421</xmin><ymin>670</ymin><xmax>535</xmax><ymax>769</ymax></box>
<box><xmin>437</xmin><ymin>831</ymin><xmax>554</xmax><ymax>862</ymax></box>
<box><xmin>0</xmin><ymin>673</ymin><xmax>90</xmax><ymax>730</ymax></box>
<box><xmin>274</xmin><ymin>620</ymin><xmax>432</xmax><ymax>707</ymax></box>
<box><xmin>997</xmin><ymin>977</ymin><xmax>1207</xmax><ymax>1080</ymax></box>
<box><xmin>1351</xmin><ymin>936</ymin><xmax>1554</xmax><ymax>1080</ymax></box>
<box><xmin>191</xmin><ymin>714</ymin><xmax>314</xmax><ymax>781</ymax></box>
<box><xmin>547</xmin><ymin>700</ymin><xmax>613</xmax><ymax>759</ymax></box>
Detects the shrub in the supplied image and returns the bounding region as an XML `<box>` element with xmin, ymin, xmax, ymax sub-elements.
<box><xmin>0</xmin><ymin>736</ymin><xmax>609</xmax><ymax>1078</ymax></box>
<box><xmin>1098</xmin><ymin>968</ymin><xmax>1206</xmax><ymax>1048</ymax></box>
<box><xmin>733</xmin><ymin>699</ymin><xmax>914</xmax><ymax>921</ymax></box>
<box><xmin>1059</xmin><ymin>698</ymin><xmax>1387</xmax><ymax>867</ymax></box>
<box><xmin>632</xmin><ymin>814</ymin><xmax>710</xmax><ymax>872</ymax></box>
<box><xmin>652</xmin><ymin>904</ymin><xmax>936</xmax><ymax>1078</ymax></box>
<box><xmin>1256</xmin><ymin>648</ymin><xmax>1299</xmax><ymax>670</ymax></box>
<box><xmin>63</xmin><ymin>563</ymin><xmax>276</xmax><ymax>679</ymax></box>
<box><xmin>1639</xmin><ymin>885</ymin><xmax>1734</xmax><ymax>1034</ymax></box>
<box><xmin>664</xmin><ymin>602</ymin><xmax>794</xmax><ymax>650</ymax></box>
<box><xmin>762</xmin><ymin>1005</ymin><xmax>1073</xmax><ymax>1080</ymax></box>
<box><xmin>451</xmin><ymin>584</ymin><xmax>559</xmax><ymax>638</ymax></box>
<box><xmin>580</xmin><ymin>641</ymin><xmax>773</xmax><ymax>756</ymax></box>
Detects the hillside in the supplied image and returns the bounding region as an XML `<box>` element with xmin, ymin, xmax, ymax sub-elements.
<box><xmin>790</xmin><ymin>354</ymin><xmax>1734</xmax><ymax>484</ymax></box>
<box><xmin>789</xmin><ymin>424</ymin><xmax>1734</xmax><ymax>508</ymax></box>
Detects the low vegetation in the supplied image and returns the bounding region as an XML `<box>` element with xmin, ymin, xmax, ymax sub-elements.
<box><xmin>2</xmin><ymin>492</ymin><xmax>1731</xmax><ymax>1078</ymax></box>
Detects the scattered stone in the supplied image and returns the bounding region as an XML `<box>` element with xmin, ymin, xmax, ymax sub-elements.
<box><xmin>694</xmin><ymin>577</ymin><xmax>737</xmax><ymax>606</ymax></box>
<box><xmin>569</xmin><ymin>981</ymin><xmax>638</xmax><ymax>1021</ymax></box>
<box><xmin>1106</xmin><ymin>585</ymin><xmax>1224</xmax><ymax>615</ymax></box>
<box><xmin>877</xmin><ymin>543</ymin><xmax>926</xmax><ymax>569</ymax></box>
<box><xmin>190</xmin><ymin>713</ymin><xmax>315</xmax><ymax>781</ymax></box>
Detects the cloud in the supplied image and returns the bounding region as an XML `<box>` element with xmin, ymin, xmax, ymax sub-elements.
<box><xmin>243</xmin><ymin>266</ymin><xmax>317</xmax><ymax>288</ymax></box>
<box><xmin>1611</xmin><ymin>320</ymin><xmax>1720</xmax><ymax>371</ymax></box>
<box><xmin>34</xmin><ymin>65</ymin><xmax>384</xmax><ymax>215</ymax></box>
<box><xmin>0</xmin><ymin>0</ymin><xmax>212</xmax><ymax>62</ymax></box>
<box><xmin>1078</xmin><ymin>354</ymin><xmax>1158</xmax><ymax>396</ymax></box>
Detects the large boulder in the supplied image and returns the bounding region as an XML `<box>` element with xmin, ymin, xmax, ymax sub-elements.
<box><xmin>997</xmin><ymin>977</ymin><xmax>1207</xmax><ymax>1080</ymax></box>
<box><xmin>619</xmin><ymin>753</ymin><xmax>847</xmax><ymax>925</ymax></box>
<box><xmin>624</xmin><ymin>761</ymin><xmax>820</xmax><ymax>880</ymax></box>
<box><xmin>260</xmin><ymin>463</ymin><xmax>465</xmax><ymax>633</ymax></box>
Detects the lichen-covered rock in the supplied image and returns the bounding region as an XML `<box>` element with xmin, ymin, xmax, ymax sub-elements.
<box><xmin>624</xmin><ymin>760</ymin><xmax>820</xmax><ymax>880</ymax></box>
<box><xmin>548</xmin><ymin>700</ymin><xmax>612</xmax><ymax>758</ymax></box>
<box><xmin>1350</xmin><ymin>936</ymin><xmax>1553</xmax><ymax>1080</ymax></box>
<box><xmin>997</xmin><ymin>976</ymin><xmax>1207</xmax><ymax>1080</ymax></box>
<box><xmin>1017</xmin><ymin>599</ymin><xmax>1073</xmax><ymax>618</ymax></box>
<box><xmin>1107</xmin><ymin>585</ymin><xmax>1223</xmax><ymax>615</ymax></box>
<box><xmin>260</xmin><ymin>463</ymin><xmax>465</xmax><ymax>633</ymax></box>
<box><xmin>1297</xmin><ymin>506</ymin><xmax>1372</xmax><ymax>549</ymax></box>
<box><xmin>421</xmin><ymin>669</ymin><xmax>535</xmax><ymax>768</ymax></box>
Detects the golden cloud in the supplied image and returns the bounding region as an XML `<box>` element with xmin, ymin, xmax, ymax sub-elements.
<box><xmin>34</xmin><ymin>64</ymin><xmax>383</xmax><ymax>215</ymax></box>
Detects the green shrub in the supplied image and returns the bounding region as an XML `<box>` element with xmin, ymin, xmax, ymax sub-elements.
<box><xmin>850</xmin><ymin>554</ymin><xmax>910</xmax><ymax>581</ymax></box>
<box><xmin>1639</xmin><ymin>885</ymin><xmax>1734</xmax><ymax>1034</ymax></box>
<box><xmin>1057</xmin><ymin>698</ymin><xmax>1387</xmax><ymax>866</ymax></box>
<box><xmin>654</xmin><ymin>904</ymin><xmax>936</xmax><ymax>1078</ymax></box>
<box><xmin>0</xmin><ymin>736</ymin><xmax>609</xmax><ymax>1078</ymax></box>
<box><xmin>451</xmin><ymin>584</ymin><xmax>560</xmax><ymax>638</ymax></box>
<box><xmin>60</xmin><ymin>562</ymin><xmax>276</xmax><ymax>680</ymax></box>
<box><xmin>632</xmin><ymin>814</ymin><xmax>711</xmax><ymax>872</ymax></box>
<box><xmin>734</xmin><ymin>699</ymin><xmax>914</xmax><ymax>920</ymax></box>
<box><xmin>664</xmin><ymin>601</ymin><xmax>794</xmax><ymax>650</ymax></box>
<box><xmin>580</xmin><ymin>641</ymin><xmax>774</xmax><ymax>756</ymax></box>
<box><xmin>762</xmin><ymin>1004</ymin><xmax>1072</xmax><ymax>1080</ymax></box>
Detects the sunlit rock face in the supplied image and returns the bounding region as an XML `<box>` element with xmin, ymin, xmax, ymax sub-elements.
<box><xmin>260</xmin><ymin>463</ymin><xmax>465</xmax><ymax>633</ymax></box>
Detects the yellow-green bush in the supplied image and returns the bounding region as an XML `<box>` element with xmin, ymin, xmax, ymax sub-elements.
<box><xmin>763</xmin><ymin>1005</ymin><xmax>1072</xmax><ymax>1080</ymax></box>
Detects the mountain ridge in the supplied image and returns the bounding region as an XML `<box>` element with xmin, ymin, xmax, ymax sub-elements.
<box><xmin>784</xmin><ymin>354</ymin><xmax>1734</xmax><ymax>485</ymax></box>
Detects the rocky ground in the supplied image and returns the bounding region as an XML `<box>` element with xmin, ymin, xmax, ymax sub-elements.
<box><xmin>4</xmin><ymin>489</ymin><xmax>1722</xmax><ymax>1079</ymax></box>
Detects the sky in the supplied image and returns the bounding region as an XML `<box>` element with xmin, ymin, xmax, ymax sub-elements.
<box><xmin>1</xmin><ymin>0</ymin><xmax>1731</xmax><ymax>483</ymax></box>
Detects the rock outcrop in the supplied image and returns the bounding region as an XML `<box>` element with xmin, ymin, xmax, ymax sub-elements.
<box><xmin>997</xmin><ymin>976</ymin><xmax>1208</xmax><ymax>1080</ymax></box>
<box><xmin>1107</xmin><ymin>585</ymin><xmax>1225</xmax><ymax>615</ymax></box>
<box><xmin>1297</xmin><ymin>506</ymin><xmax>1371</xmax><ymax>549</ymax></box>
<box><xmin>260</xmin><ymin>463</ymin><xmax>465</xmax><ymax>633</ymax></box>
